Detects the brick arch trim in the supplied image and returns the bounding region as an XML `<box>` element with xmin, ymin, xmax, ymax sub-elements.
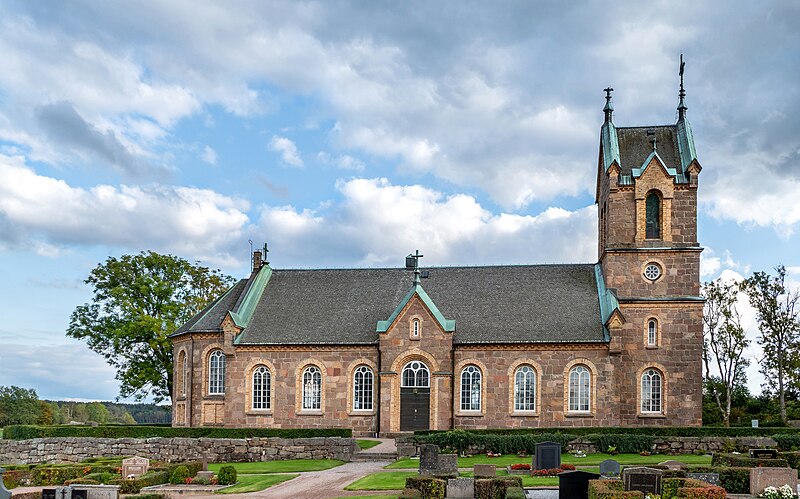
<box><xmin>244</xmin><ymin>358</ymin><xmax>277</xmax><ymax>414</ymax></box>
<box><xmin>507</xmin><ymin>359</ymin><xmax>543</xmax><ymax>416</ymax></box>
<box><xmin>637</xmin><ymin>362</ymin><xmax>668</xmax><ymax>416</ymax></box>
<box><xmin>563</xmin><ymin>358</ymin><xmax>598</xmax><ymax>415</ymax></box>
<box><xmin>347</xmin><ymin>358</ymin><xmax>378</xmax><ymax>414</ymax></box>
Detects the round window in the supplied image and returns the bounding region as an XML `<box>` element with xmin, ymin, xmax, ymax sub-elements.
<box><xmin>644</xmin><ymin>263</ymin><xmax>662</xmax><ymax>281</ymax></box>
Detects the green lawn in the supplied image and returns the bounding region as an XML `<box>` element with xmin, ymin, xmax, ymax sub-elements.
<box><xmin>357</xmin><ymin>439</ymin><xmax>383</xmax><ymax>450</ymax></box>
<box><xmin>215</xmin><ymin>474</ymin><xmax>298</xmax><ymax>493</ymax></box>
<box><xmin>345</xmin><ymin>471</ymin><xmax>418</xmax><ymax>491</ymax></box>
<box><xmin>208</xmin><ymin>459</ymin><xmax>345</xmax><ymax>474</ymax></box>
<box><xmin>385</xmin><ymin>453</ymin><xmax>712</xmax><ymax>469</ymax></box>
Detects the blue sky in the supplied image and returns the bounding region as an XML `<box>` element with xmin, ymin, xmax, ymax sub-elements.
<box><xmin>0</xmin><ymin>0</ymin><xmax>798</xmax><ymax>401</ymax></box>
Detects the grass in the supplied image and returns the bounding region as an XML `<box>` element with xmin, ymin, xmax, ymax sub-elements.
<box><xmin>345</xmin><ymin>471</ymin><xmax>418</xmax><ymax>490</ymax></box>
<box><xmin>215</xmin><ymin>474</ymin><xmax>298</xmax><ymax>493</ymax></box>
<box><xmin>331</xmin><ymin>496</ymin><xmax>399</xmax><ymax>499</ymax></box>
<box><xmin>357</xmin><ymin>439</ymin><xmax>382</xmax><ymax>450</ymax></box>
<box><xmin>208</xmin><ymin>459</ymin><xmax>345</xmax><ymax>474</ymax></box>
<box><xmin>385</xmin><ymin>452</ymin><xmax>712</xmax><ymax>469</ymax></box>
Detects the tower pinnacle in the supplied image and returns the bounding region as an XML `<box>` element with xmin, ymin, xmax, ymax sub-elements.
<box><xmin>603</xmin><ymin>87</ymin><xmax>614</xmax><ymax>123</ymax></box>
<box><xmin>677</xmin><ymin>54</ymin><xmax>688</xmax><ymax>120</ymax></box>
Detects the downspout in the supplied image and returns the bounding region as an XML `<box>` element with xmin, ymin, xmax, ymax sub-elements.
<box><xmin>451</xmin><ymin>348</ymin><xmax>456</xmax><ymax>430</ymax></box>
<box><xmin>375</xmin><ymin>345</ymin><xmax>381</xmax><ymax>438</ymax></box>
<box><xmin>189</xmin><ymin>335</ymin><xmax>194</xmax><ymax>426</ymax></box>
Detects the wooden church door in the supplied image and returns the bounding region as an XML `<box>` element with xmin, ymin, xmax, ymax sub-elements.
<box><xmin>400</xmin><ymin>360</ymin><xmax>430</xmax><ymax>431</ymax></box>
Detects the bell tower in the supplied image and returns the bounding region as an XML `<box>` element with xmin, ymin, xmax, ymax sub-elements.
<box><xmin>595</xmin><ymin>56</ymin><xmax>704</xmax><ymax>426</ymax></box>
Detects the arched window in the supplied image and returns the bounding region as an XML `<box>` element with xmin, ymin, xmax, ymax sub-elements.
<box><xmin>568</xmin><ymin>365</ymin><xmax>591</xmax><ymax>412</ymax></box>
<box><xmin>401</xmin><ymin>361</ymin><xmax>430</xmax><ymax>387</ymax></box>
<box><xmin>412</xmin><ymin>319</ymin><xmax>420</xmax><ymax>337</ymax></box>
<box><xmin>648</xmin><ymin>319</ymin><xmax>658</xmax><ymax>346</ymax></box>
<box><xmin>641</xmin><ymin>368</ymin><xmax>662</xmax><ymax>413</ymax></box>
<box><xmin>514</xmin><ymin>365</ymin><xmax>536</xmax><ymax>411</ymax></box>
<box><xmin>460</xmin><ymin>365</ymin><xmax>482</xmax><ymax>411</ymax></box>
<box><xmin>177</xmin><ymin>350</ymin><xmax>186</xmax><ymax>397</ymax></box>
<box><xmin>302</xmin><ymin>365</ymin><xmax>322</xmax><ymax>410</ymax></box>
<box><xmin>646</xmin><ymin>191</ymin><xmax>661</xmax><ymax>239</ymax></box>
<box><xmin>208</xmin><ymin>350</ymin><xmax>225</xmax><ymax>395</ymax></box>
<box><xmin>252</xmin><ymin>366</ymin><xmax>271</xmax><ymax>410</ymax></box>
<box><xmin>353</xmin><ymin>365</ymin><xmax>374</xmax><ymax>411</ymax></box>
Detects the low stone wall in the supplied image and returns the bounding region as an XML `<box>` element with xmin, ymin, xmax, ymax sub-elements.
<box><xmin>0</xmin><ymin>436</ymin><xmax>357</xmax><ymax>465</ymax></box>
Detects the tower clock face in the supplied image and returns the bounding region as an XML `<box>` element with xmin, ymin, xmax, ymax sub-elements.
<box><xmin>644</xmin><ymin>263</ymin><xmax>662</xmax><ymax>281</ymax></box>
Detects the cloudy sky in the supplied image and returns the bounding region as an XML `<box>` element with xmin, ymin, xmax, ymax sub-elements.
<box><xmin>0</xmin><ymin>0</ymin><xmax>798</xmax><ymax>402</ymax></box>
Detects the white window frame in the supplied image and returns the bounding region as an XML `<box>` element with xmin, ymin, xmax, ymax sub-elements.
<box><xmin>353</xmin><ymin>365</ymin><xmax>374</xmax><ymax>411</ymax></box>
<box><xmin>641</xmin><ymin>368</ymin><xmax>663</xmax><ymax>413</ymax></box>
<box><xmin>208</xmin><ymin>350</ymin><xmax>225</xmax><ymax>395</ymax></box>
<box><xmin>514</xmin><ymin>365</ymin><xmax>536</xmax><ymax>412</ymax></box>
<box><xmin>460</xmin><ymin>365</ymin><xmax>482</xmax><ymax>412</ymax></box>
<box><xmin>302</xmin><ymin>365</ymin><xmax>322</xmax><ymax>410</ymax></box>
<box><xmin>401</xmin><ymin>361</ymin><xmax>430</xmax><ymax>388</ymax></box>
<box><xmin>252</xmin><ymin>365</ymin><xmax>271</xmax><ymax>410</ymax></box>
<box><xmin>568</xmin><ymin>365</ymin><xmax>590</xmax><ymax>412</ymax></box>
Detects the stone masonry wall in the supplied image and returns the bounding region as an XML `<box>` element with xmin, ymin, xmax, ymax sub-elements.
<box><xmin>0</xmin><ymin>436</ymin><xmax>357</xmax><ymax>465</ymax></box>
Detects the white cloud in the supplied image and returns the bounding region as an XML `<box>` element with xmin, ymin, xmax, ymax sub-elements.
<box><xmin>0</xmin><ymin>154</ymin><xmax>249</xmax><ymax>265</ymax></box>
<box><xmin>316</xmin><ymin>151</ymin><xmax>364</xmax><ymax>171</ymax></box>
<box><xmin>269</xmin><ymin>135</ymin><xmax>303</xmax><ymax>167</ymax></box>
<box><xmin>201</xmin><ymin>145</ymin><xmax>217</xmax><ymax>165</ymax></box>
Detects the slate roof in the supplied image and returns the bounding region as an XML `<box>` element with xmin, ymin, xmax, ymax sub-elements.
<box><xmin>175</xmin><ymin>263</ymin><xmax>607</xmax><ymax>345</ymax></box>
<box><xmin>172</xmin><ymin>279</ymin><xmax>248</xmax><ymax>334</ymax></box>
<box><xmin>616</xmin><ymin>125</ymin><xmax>681</xmax><ymax>175</ymax></box>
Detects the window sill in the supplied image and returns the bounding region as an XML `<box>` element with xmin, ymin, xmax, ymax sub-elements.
<box><xmin>246</xmin><ymin>410</ymin><xmax>273</xmax><ymax>416</ymax></box>
<box><xmin>510</xmin><ymin>411</ymin><xmax>539</xmax><ymax>417</ymax></box>
<box><xmin>298</xmin><ymin>410</ymin><xmax>324</xmax><ymax>416</ymax></box>
<box><xmin>456</xmin><ymin>411</ymin><xmax>484</xmax><ymax>417</ymax></box>
<box><xmin>204</xmin><ymin>395</ymin><xmax>225</xmax><ymax>400</ymax></box>
<box><xmin>638</xmin><ymin>413</ymin><xmax>666</xmax><ymax>419</ymax></box>
<box><xmin>349</xmin><ymin>410</ymin><xmax>376</xmax><ymax>416</ymax></box>
<box><xmin>645</xmin><ymin>345</ymin><xmax>659</xmax><ymax>350</ymax></box>
<box><xmin>564</xmin><ymin>412</ymin><xmax>594</xmax><ymax>418</ymax></box>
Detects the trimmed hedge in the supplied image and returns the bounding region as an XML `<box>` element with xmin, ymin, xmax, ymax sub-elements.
<box><xmin>404</xmin><ymin>477</ymin><xmax>446</xmax><ymax>499</ymax></box>
<box><xmin>586</xmin><ymin>434</ymin><xmax>656</xmax><ymax>454</ymax></box>
<box><xmin>217</xmin><ymin>466</ymin><xmax>237</xmax><ymax>486</ymax></box>
<box><xmin>505</xmin><ymin>487</ymin><xmax>525</xmax><ymax>499</ymax></box>
<box><xmin>774</xmin><ymin>434</ymin><xmax>800</xmax><ymax>451</ymax></box>
<box><xmin>475</xmin><ymin>477</ymin><xmax>523</xmax><ymax>499</ymax></box>
<box><xmin>778</xmin><ymin>451</ymin><xmax>800</xmax><ymax>469</ymax></box>
<box><xmin>662</xmin><ymin>478</ymin><xmax>726</xmax><ymax>499</ymax></box>
<box><xmin>3</xmin><ymin>425</ymin><xmax>351</xmax><ymax>440</ymax></box>
<box><xmin>415</xmin><ymin>426</ymin><xmax>800</xmax><ymax>437</ymax></box>
<box><xmin>710</xmin><ymin>452</ymin><xmax>788</xmax><ymax>468</ymax></box>
<box><xmin>418</xmin><ymin>430</ymin><xmax>576</xmax><ymax>454</ymax></box>
<box><xmin>690</xmin><ymin>467</ymin><xmax>750</xmax><ymax>494</ymax></box>
<box><xmin>112</xmin><ymin>470</ymin><xmax>170</xmax><ymax>494</ymax></box>
<box><xmin>588</xmin><ymin>479</ymin><xmax>643</xmax><ymax>498</ymax></box>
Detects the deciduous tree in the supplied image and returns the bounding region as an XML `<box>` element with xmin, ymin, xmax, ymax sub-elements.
<box><xmin>0</xmin><ymin>386</ymin><xmax>41</xmax><ymax>426</ymax></box>
<box><xmin>68</xmin><ymin>251</ymin><xmax>234</xmax><ymax>403</ymax></box>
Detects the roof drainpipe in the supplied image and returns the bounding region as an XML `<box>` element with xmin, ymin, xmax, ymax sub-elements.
<box><xmin>375</xmin><ymin>348</ymin><xmax>381</xmax><ymax>438</ymax></box>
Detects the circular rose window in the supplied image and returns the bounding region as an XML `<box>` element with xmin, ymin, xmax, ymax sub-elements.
<box><xmin>644</xmin><ymin>263</ymin><xmax>662</xmax><ymax>281</ymax></box>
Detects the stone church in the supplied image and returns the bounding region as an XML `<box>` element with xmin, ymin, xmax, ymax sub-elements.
<box><xmin>171</xmin><ymin>82</ymin><xmax>704</xmax><ymax>436</ymax></box>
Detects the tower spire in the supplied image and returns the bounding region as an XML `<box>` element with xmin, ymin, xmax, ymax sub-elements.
<box><xmin>677</xmin><ymin>54</ymin><xmax>687</xmax><ymax>120</ymax></box>
<box><xmin>603</xmin><ymin>87</ymin><xmax>614</xmax><ymax>123</ymax></box>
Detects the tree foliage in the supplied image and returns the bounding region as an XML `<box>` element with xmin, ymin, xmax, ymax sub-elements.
<box><xmin>740</xmin><ymin>265</ymin><xmax>800</xmax><ymax>423</ymax></box>
<box><xmin>702</xmin><ymin>278</ymin><xmax>750</xmax><ymax>426</ymax></box>
<box><xmin>0</xmin><ymin>386</ymin><xmax>41</xmax><ymax>426</ymax></box>
<box><xmin>67</xmin><ymin>251</ymin><xmax>234</xmax><ymax>403</ymax></box>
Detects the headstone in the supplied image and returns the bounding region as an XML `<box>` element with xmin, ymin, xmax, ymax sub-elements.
<box><xmin>749</xmin><ymin>448</ymin><xmax>778</xmax><ymax>459</ymax></box>
<box><xmin>752</xmin><ymin>419</ymin><xmax>759</xmax><ymax>428</ymax></box>
<box><xmin>55</xmin><ymin>486</ymin><xmax>73</xmax><ymax>499</ymax></box>
<box><xmin>196</xmin><ymin>471</ymin><xmax>214</xmax><ymax>481</ymax></box>
<box><xmin>534</xmin><ymin>441</ymin><xmax>562</xmax><ymax>470</ymax></box>
<box><xmin>121</xmin><ymin>456</ymin><xmax>150</xmax><ymax>479</ymax></box>
<box><xmin>599</xmin><ymin>459</ymin><xmax>621</xmax><ymax>477</ymax></box>
<box><xmin>71</xmin><ymin>489</ymin><xmax>88</xmax><ymax>499</ymax></box>
<box><xmin>0</xmin><ymin>468</ymin><xmax>10</xmax><ymax>499</ymax></box>
<box><xmin>750</xmin><ymin>467</ymin><xmax>798</xmax><ymax>496</ymax></box>
<box><xmin>687</xmin><ymin>473</ymin><xmax>721</xmax><ymax>487</ymax></box>
<box><xmin>558</xmin><ymin>470</ymin><xmax>600</xmax><ymax>499</ymax></box>
<box><xmin>419</xmin><ymin>444</ymin><xmax>440</xmax><ymax>476</ymax></box>
<box><xmin>71</xmin><ymin>485</ymin><xmax>119</xmax><ymax>499</ymax></box>
<box><xmin>435</xmin><ymin>454</ymin><xmax>458</xmax><ymax>478</ymax></box>
<box><xmin>657</xmin><ymin>460</ymin><xmax>687</xmax><ymax>470</ymax></box>
<box><xmin>42</xmin><ymin>490</ymin><xmax>57</xmax><ymax>499</ymax></box>
<box><xmin>473</xmin><ymin>464</ymin><xmax>496</xmax><ymax>478</ymax></box>
<box><xmin>622</xmin><ymin>467</ymin><xmax>663</xmax><ymax>495</ymax></box>
<box><xmin>446</xmin><ymin>477</ymin><xmax>475</xmax><ymax>499</ymax></box>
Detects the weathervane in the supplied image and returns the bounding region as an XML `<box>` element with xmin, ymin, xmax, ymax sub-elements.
<box><xmin>405</xmin><ymin>250</ymin><xmax>424</xmax><ymax>286</ymax></box>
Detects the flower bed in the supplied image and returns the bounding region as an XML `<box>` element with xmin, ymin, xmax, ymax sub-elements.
<box><xmin>506</xmin><ymin>463</ymin><xmax>530</xmax><ymax>475</ymax></box>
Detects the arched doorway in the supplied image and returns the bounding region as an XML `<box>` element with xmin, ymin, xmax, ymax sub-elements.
<box><xmin>400</xmin><ymin>360</ymin><xmax>430</xmax><ymax>431</ymax></box>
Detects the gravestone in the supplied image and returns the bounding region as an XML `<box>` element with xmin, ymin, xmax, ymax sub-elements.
<box><xmin>42</xmin><ymin>490</ymin><xmax>57</xmax><ymax>499</ymax></box>
<box><xmin>0</xmin><ymin>468</ymin><xmax>11</xmax><ymax>499</ymax></box>
<box><xmin>435</xmin><ymin>454</ymin><xmax>458</xmax><ymax>478</ymax></box>
<box><xmin>622</xmin><ymin>467</ymin><xmax>663</xmax><ymax>495</ymax></box>
<box><xmin>446</xmin><ymin>477</ymin><xmax>475</xmax><ymax>499</ymax></box>
<box><xmin>419</xmin><ymin>445</ymin><xmax>440</xmax><ymax>476</ymax></box>
<box><xmin>121</xmin><ymin>456</ymin><xmax>150</xmax><ymax>479</ymax></box>
<box><xmin>599</xmin><ymin>459</ymin><xmax>620</xmax><ymax>477</ymax></box>
<box><xmin>558</xmin><ymin>470</ymin><xmax>600</xmax><ymax>499</ymax></box>
<box><xmin>72</xmin><ymin>485</ymin><xmax>119</xmax><ymax>499</ymax></box>
<box><xmin>657</xmin><ymin>460</ymin><xmax>687</xmax><ymax>470</ymax></box>
<box><xmin>473</xmin><ymin>464</ymin><xmax>496</xmax><ymax>478</ymax></box>
<box><xmin>686</xmin><ymin>473</ymin><xmax>721</xmax><ymax>487</ymax></box>
<box><xmin>72</xmin><ymin>489</ymin><xmax>88</xmax><ymax>499</ymax></box>
<box><xmin>749</xmin><ymin>448</ymin><xmax>778</xmax><ymax>459</ymax></box>
<box><xmin>750</xmin><ymin>467</ymin><xmax>798</xmax><ymax>496</ymax></box>
<box><xmin>534</xmin><ymin>441</ymin><xmax>561</xmax><ymax>470</ymax></box>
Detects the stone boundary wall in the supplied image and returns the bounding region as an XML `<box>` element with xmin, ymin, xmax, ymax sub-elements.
<box><xmin>0</xmin><ymin>437</ymin><xmax>357</xmax><ymax>465</ymax></box>
<box><xmin>396</xmin><ymin>435</ymin><xmax>778</xmax><ymax>457</ymax></box>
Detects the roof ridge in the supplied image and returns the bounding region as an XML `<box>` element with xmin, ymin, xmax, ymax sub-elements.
<box><xmin>268</xmin><ymin>262</ymin><xmax>596</xmax><ymax>272</ymax></box>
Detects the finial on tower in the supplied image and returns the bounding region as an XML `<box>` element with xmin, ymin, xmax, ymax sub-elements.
<box><xmin>603</xmin><ymin>87</ymin><xmax>614</xmax><ymax>123</ymax></box>
<box><xmin>405</xmin><ymin>250</ymin><xmax>424</xmax><ymax>286</ymax></box>
<box><xmin>677</xmin><ymin>53</ymin><xmax>688</xmax><ymax>120</ymax></box>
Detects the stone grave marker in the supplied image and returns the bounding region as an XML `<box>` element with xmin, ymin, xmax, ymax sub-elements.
<box><xmin>446</xmin><ymin>477</ymin><xmax>475</xmax><ymax>499</ymax></box>
<box><xmin>0</xmin><ymin>468</ymin><xmax>11</xmax><ymax>499</ymax></box>
<box><xmin>473</xmin><ymin>464</ymin><xmax>496</xmax><ymax>478</ymax></box>
<box><xmin>750</xmin><ymin>467</ymin><xmax>798</xmax><ymax>496</ymax></box>
<box><xmin>686</xmin><ymin>472</ymin><xmax>721</xmax><ymax>487</ymax></box>
<box><xmin>599</xmin><ymin>459</ymin><xmax>620</xmax><ymax>477</ymax></box>
<box><xmin>436</xmin><ymin>454</ymin><xmax>458</xmax><ymax>478</ymax></box>
<box><xmin>121</xmin><ymin>456</ymin><xmax>150</xmax><ymax>479</ymax></box>
<box><xmin>657</xmin><ymin>460</ymin><xmax>687</xmax><ymax>470</ymax></box>
<box><xmin>534</xmin><ymin>441</ymin><xmax>561</xmax><ymax>470</ymax></box>
<box><xmin>71</xmin><ymin>489</ymin><xmax>87</xmax><ymax>499</ymax></box>
<box><xmin>558</xmin><ymin>470</ymin><xmax>600</xmax><ymax>499</ymax></box>
<box><xmin>42</xmin><ymin>489</ymin><xmax>57</xmax><ymax>499</ymax></box>
<box><xmin>419</xmin><ymin>445</ymin><xmax>439</xmax><ymax>476</ymax></box>
<box><xmin>749</xmin><ymin>448</ymin><xmax>778</xmax><ymax>459</ymax></box>
<box><xmin>622</xmin><ymin>467</ymin><xmax>663</xmax><ymax>495</ymax></box>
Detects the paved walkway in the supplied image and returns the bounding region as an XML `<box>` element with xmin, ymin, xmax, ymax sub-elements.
<box><xmin>357</xmin><ymin>438</ymin><xmax>396</xmax><ymax>455</ymax></box>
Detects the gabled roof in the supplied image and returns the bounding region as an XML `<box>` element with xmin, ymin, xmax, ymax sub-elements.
<box><xmin>171</xmin><ymin>279</ymin><xmax>248</xmax><ymax>335</ymax></box>
<box><xmin>376</xmin><ymin>283</ymin><xmax>456</xmax><ymax>333</ymax></box>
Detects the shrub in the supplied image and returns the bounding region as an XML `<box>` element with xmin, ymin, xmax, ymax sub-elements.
<box><xmin>588</xmin><ymin>479</ymin><xmax>643</xmax><ymax>499</ymax></box>
<box><xmin>509</xmin><ymin>464</ymin><xmax>530</xmax><ymax>470</ymax></box>
<box><xmin>505</xmin><ymin>486</ymin><xmax>526</xmax><ymax>499</ymax></box>
<box><xmin>169</xmin><ymin>466</ymin><xmax>190</xmax><ymax>485</ymax></box>
<box><xmin>774</xmin><ymin>434</ymin><xmax>800</xmax><ymax>451</ymax></box>
<box><xmin>675</xmin><ymin>486</ymin><xmax>726</xmax><ymax>498</ymax></box>
<box><xmin>404</xmin><ymin>477</ymin><xmax>446</xmax><ymax>499</ymax></box>
<box><xmin>777</xmin><ymin>451</ymin><xmax>800</xmax><ymax>469</ymax></box>
<box><xmin>9</xmin><ymin>492</ymin><xmax>41</xmax><ymax>499</ymax></box>
<box><xmin>3</xmin><ymin>425</ymin><xmax>351</xmax><ymax>440</ymax></box>
<box><xmin>418</xmin><ymin>431</ymin><xmax>576</xmax><ymax>455</ymax></box>
<box><xmin>474</xmin><ymin>477</ymin><xmax>522</xmax><ymax>499</ymax></box>
<box><xmin>216</xmin><ymin>466</ymin><xmax>237</xmax><ymax>486</ymax></box>
<box><xmin>414</xmin><ymin>427</ymin><xmax>800</xmax><ymax>438</ymax></box>
<box><xmin>399</xmin><ymin>488</ymin><xmax>423</xmax><ymax>498</ymax></box>
<box><xmin>531</xmin><ymin>467</ymin><xmax>570</xmax><ymax>477</ymax></box>
<box><xmin>111</xmin><ymin>470</ymin><xmax>170</xmax><ymax>494</ymax></box>
<box><xmin>2</xmin><ymin>469</ymin><xmax>31</xmax><ymax>488</ymax></box>
<box><xmin>710</xmin><ymin>452</ymin><xmax>788</xmax><ymax>468</ymax></box>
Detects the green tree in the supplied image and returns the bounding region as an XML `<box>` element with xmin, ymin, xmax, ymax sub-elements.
<box><xmin>36</xmin><ymin>400</ymin><xmax>54</xmax><ymax>425</ymax></box>
<box><xmin>702</xmin><ymin>279</ymin><xmax>750</xmax><ymax>426</ymax></box>
<box><xmin>0</xmin><ymin>386</ymin><xmax>42</xmax><ymax>426</ymax></box>
<box><xmin>86</xmin><ymin>401</ymin><xmax>110</xmax><ymax>423</ymax></box>
<box><xmin>48</xmin><ymin>402</ymin><xmax>64</xmax><ymax>424</ymax></box>
<box><xmin>740</xmin><ymin>265</ymin><xmax>800</xmax><ymax>423</ymax></box>
<box><xmin>121</xmin><ymin>412</ymin><xmax>137</xmax><ymax>424</ymax></box>
<box><xmin>68</xmin><ymin>251</ymin><xmax>234</xmax><ymax>403</ymax></box>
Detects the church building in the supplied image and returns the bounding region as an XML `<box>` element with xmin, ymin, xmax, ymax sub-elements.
<box><xmin>171</xmin><ymin>79</ymin><xmax>704</xmax><ymax>435</ymax></box>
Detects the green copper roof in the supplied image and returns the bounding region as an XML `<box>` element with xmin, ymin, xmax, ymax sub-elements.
<box><xmin>376</xmin><ymin>283</ymin><xmax>456</xmax><ymax>333</ymax></box>
<box><xmin>676</xmin><ymin>117</ymin><xmax>697</xmax><ymax>172</ymax></box>
<box><xmin>594</xmin><ymin>263</ymin><xmax>619</xmax><ymax>342</ymax></box>
<box><xmin>601</xmin><ymin>121</ymin><xmax>620</xmax><ymax>172</ymax></box>
<box><xmin>631</xmin><ymin>150</ymin><xmax>679</xmax><ymax>179</ymax></box>
<box><xmin>230</xmin><ymin>265</ymin><xmax>272</xmax><ymax>330</ymax></box>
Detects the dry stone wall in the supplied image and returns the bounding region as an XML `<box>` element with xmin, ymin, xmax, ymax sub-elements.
<box><xmin>0</xmin><ymin>436</ymin><xmax>356</xmax><ymax>465</ymax></box>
